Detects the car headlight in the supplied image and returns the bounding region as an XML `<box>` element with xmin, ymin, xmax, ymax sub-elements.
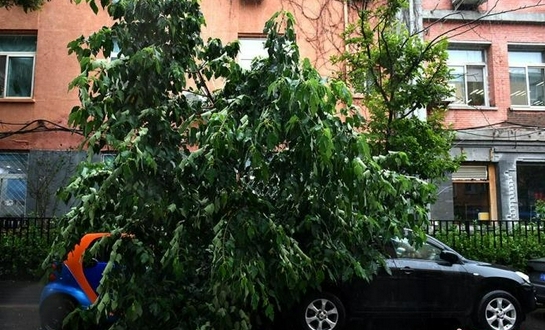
<box><xmin>515</xmin><ymin>271</ymin><xmax>530</xmax><ymax>283</ymax></box>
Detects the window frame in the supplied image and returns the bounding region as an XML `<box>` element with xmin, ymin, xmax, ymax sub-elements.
<box><xmin>0</xmin><ymin>33</ymin><xmax>37</xmax><ymax>100</ymax></box>
<box><xmin>447</xmin><ymin>47</ymin><xmax>489</xmax><ymax>107</ymax></box>
<box><xmin>508</xmin><ymin>47</ymin><xmax>545</xmax><ymax>110</ymax></box>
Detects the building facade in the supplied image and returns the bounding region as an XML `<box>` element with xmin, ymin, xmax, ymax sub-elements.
<box><xmin>0</xmin><ymin>2</ymin><xmax>114</xmax><ymax>217</ymax></box>
<box><xmin>425</xmin><ymin>0</ymin><xmax>545</xmax><ymax>220</ymax></box>
<box><xmin>0</xmin><ymin>0</ymin><xmax>347</xmax><ymax>217</ymax></box>
<box><xmin>3</xmin><ymin>0</ymin><xmax>545</xmax><ymax>220</ymax></box>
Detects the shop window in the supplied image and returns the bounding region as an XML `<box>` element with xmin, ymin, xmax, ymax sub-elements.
<box><xmin>516</xmin><ymin>163</ymin><xmax>545</xmax><ymax>220</ymax></box>
<box><xmin>452</xmin><ymin>164</ymin><xmax>497</xmax><ymax>221</ymax></box>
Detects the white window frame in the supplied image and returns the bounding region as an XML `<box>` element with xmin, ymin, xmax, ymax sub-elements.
<box><xmin>238</xmin><ymin>36</ymin><xmax>267</xmax><ymax>70</ymax></box>
<box><xmin>0</xmin><ymin>34</ymin><xmax>37</xmax><ymax>99</ymax></box>
<box><xmin>508</xmin><ymin>48</ymin><xmax>545</xmax><ymax>110</ymax></box>
<box><xmin>447</xmin><ymin>48</ymin><xmax>489</xmax><ymax>107</ymax></box>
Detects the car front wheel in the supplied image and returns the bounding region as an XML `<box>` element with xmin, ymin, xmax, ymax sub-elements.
<box><xmin>299</xmin><ymin>292</ymin><xmax>346</xmax><ymax>330</ymax></box>
<box><xmin>40</xmin><ymin>295</ymin><xmax>77</xmax><ymax>330</ymax></box>
<box><xmin>476</xmin><ymin>290</ymin><xmax>522</xmax><ymax>330</ymax></box>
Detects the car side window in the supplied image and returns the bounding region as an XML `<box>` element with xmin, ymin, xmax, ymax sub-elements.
<box><xmin>82</xmin><ymin>238</ymin><xmax>111</xmax><ymax>268</ymax></box>
<box><xmin>392</xmin><ymin>237</ymin><xmax>442</xmax><ymax>261</ymax></box>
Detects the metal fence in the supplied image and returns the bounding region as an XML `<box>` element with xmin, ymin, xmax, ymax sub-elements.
<box><xmin>0</xmin><ymin>217</ymin><xmax>57</xmax><ymax>246</ymax></box>
<box><xmin>1</xmin><ymin>217</ymin><xmax>544</xmax><ymax>251</ymax></box>
<box><xmin>426</xmin><ymin>220</ymin><xmax>544</xmax><ymax>248</ymax></box>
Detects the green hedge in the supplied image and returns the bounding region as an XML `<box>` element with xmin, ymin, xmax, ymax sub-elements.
<box><xmin>0</xmin><ymin>225</ymin><xmax>54</xmax><ymax>281</ymax></box>
<box><xmin>433</xmin><ymin>226</ymin><xmax>545</xmax><ymax>271</ymax></box>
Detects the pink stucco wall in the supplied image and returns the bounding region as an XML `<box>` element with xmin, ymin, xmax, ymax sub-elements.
<box><xmin>0</xmin><ymin>1</ymin><xmax>112</xmax><ymax>150</ymax></box>
<box><xmin>0</xmin><ymin>0</ymin><xmax>345</xmax><ymax>151</ymax></box>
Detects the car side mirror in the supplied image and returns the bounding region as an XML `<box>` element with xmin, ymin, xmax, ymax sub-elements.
<box><xmin>440</xmin><ymin>250</ymin><xmax>460</xmax><ymax>264</ymax></box>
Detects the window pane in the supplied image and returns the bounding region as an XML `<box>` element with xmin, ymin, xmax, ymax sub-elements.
<box><xmin>467</xmin><ymin>66</ymin><xmax>485</xmax><ymax>106</ymax></box>
<box><xmin>509</xmin><ymin>51</ymin><xmax>543</xmax><ymax>64</ymax></box>
<box><xmin>517</xmin><ymin>164</ymin><xmax>545</xmax><ymax>220</ymax></box>
<box><xmin>0</xmin><ymin>55</ymin><xmax>5</xmax><ymax>97</ymax></box>
<box><xmin>448</xmin><ymin>49</ymin><xmax>483</xmax><ymax>62</ymax></box>
<box><xmin>453</xmin><ymin>183</ymin><xmax>490</xmax><ymax>221</ymax></box>
<box><xmin>0</xmin><ymin>153</ymin><xmax>28</xmax><ymax>217</ymax></box>
<box><xmin>449</xmin><ymin>66</ymin><xmax>466</xmax><ymax>103</ymax></box>
<box><xmin>0</xmin><ymin>35</ymin><xmax>37</xmax><ymax>52</ymax></box>
<box><xmin>238</xmin><ymin>38</ymin><xmax>267</xmax><ymax>70</ymax></box>
<box><xmin>6</xmin><ymin>56</ymin><xmax>33</xmax><ymax>97</ymax></box>
<box><xmin>510</xmin><ymin>67</ymin><xmax>528</xmax><ymax>105</ymax></box>
<box><xmin>528</xmin><ymin>67</ymin><xmax>545</xmax><ymax>106</ymax></box>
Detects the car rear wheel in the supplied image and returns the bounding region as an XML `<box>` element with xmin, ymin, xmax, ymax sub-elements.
<box><xmin>476</xmin><ymin>290</ymin><xmax>522</xmax><ymax>330</ymax></box>
<box><xmin>40</xmin><ymin>295</ymin><xmax>77</xmax><ymax>330</ymax></box>
<box><xmin>299</xmin><ymin>292</ymin><xmax>346</xmax><ymax>330</ymax></box>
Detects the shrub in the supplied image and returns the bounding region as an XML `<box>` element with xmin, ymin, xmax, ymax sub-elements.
<box><xmin>433</xmin><ymin>223</ymin><xmax>545</xmax><ymax>271</ymax></box>
<box><xmin>0</xmin><ymin>224</ymin><xmax>54</xmax><ymax>281</ymax></box>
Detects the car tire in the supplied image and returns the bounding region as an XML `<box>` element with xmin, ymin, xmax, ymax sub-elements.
<box><xmin>298</xmin><ymin>292</ymin><xmax>346</xmax><ymax>330</ymax></box>
<box><xmin>476</xmin><ymin>290</ymin><xmax>522</xmax><ymax>330</ymax></box>
<box><xmin>40</xmin><ymin>295</ymin><xmax>77</xmax><ymax>330</ymax></box>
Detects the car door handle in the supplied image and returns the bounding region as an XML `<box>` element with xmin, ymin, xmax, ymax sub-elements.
<box><xmin>402</xmin><ymin>266</ymin><xmax>414</xmax><ymax>275</ymax></box>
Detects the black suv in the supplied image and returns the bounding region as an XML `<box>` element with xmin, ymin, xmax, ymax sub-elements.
<box><xmin>297</xmin><ymin>231</ymin><xmax>536</xmax><ymax>330</ymax></box>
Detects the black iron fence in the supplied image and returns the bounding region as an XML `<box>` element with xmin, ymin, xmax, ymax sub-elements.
<box><xmin>426</xmin><ymin>219</ymin><xmax>544</xmax><ymax>248</ymax></box>
<box><xmin>0</xmin><ymin>217</ymin><xmax>58</xmax><ymax>280</ymax></box>
<box><xmin>2</xmin><ymin>217</ymin><xmax>543</xmax><ymax>249</ymax></box>
<box><xmin>0</xmin><ymin>217</ymin><xmax>58</xmax><ymax>244</ymax></box>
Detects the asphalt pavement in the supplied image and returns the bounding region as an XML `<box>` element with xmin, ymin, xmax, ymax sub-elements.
<box><xmin>0</xmin><ymin>281</ymin><xmax>41</xmax><ymax>330</ymax></box>
<box><xmin>0</xmin><ymin>281</ymin><xmax>543</xmax><ymax>330</ymax></box>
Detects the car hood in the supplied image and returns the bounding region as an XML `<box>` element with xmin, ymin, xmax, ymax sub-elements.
<box><xmin>463</xmin><ymin>259</ymin><xmax>513</xmax><ymax>270</ymax></box>
<box><xmin>461</xmin><ymin>259</ymin><xmax>525</xmax><ymax>282</ymax></box>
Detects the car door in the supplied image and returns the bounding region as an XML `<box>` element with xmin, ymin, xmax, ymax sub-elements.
<box><xmin>390</xmin><ymin>236</ymin><xmax>472</xmax><ymax>314</ymax></box>
<box><xmin>343</xmin><ymin>242</ymin><xmax>401</xmax><ymax>314</ymax></box>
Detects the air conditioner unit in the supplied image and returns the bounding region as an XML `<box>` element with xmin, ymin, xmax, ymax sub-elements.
<box><xmin>452</xmin><ymin>0</ymin><xmax>487</xmax><ymax>10</ymax></box>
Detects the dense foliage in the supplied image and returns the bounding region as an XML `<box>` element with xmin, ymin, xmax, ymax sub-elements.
<box><xmin>334</xmin><ymin>0</ymin><xmax>462</xmax><ymax>182</ymax></box>
<box><xmin>1</xmin><ymin>223</ymin><xmax>53</xmax><ymax>280</ymax></box>
<box><xmin>0</xmin><ymin>0</ymin><xmax>47</xmax><ymax>12</ymax></box>
<box><xmin>43</xmin><ymin>0</ymin><xmax>439</xmax><ymax>328</ymax></box>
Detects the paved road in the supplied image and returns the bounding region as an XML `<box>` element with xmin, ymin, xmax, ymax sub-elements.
<box><xmin>0</xmin><ymin>281</ymin><xmax>543</xmax><ymax>330</ymax></box>
<box><xmin>0</xmin><ymin>281</ymin><xmax>41</xmax><ymax>330</ymax></box>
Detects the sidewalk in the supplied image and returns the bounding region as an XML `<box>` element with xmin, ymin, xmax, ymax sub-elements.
<box><xmin>0</xmin><ymin>281</ymin><xmax>42</xmax><ymax>330</ymax></box>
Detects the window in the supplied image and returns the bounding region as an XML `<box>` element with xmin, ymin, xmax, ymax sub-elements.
<box><xmin>516</xmin><ymin>163</ymin><xmax>545</xmax><ymax>220</ymax></box>
<box><xmin>0</xmin><ymin>34</ymin><xmax>37</xmax><ymax>99</ymax></box>
<box><xmin>509</xmin><ymin>50</ymin><xmax>545</xmax><ymax>107</ymax></box>
<box><xmin>238</xmin><ymin>37</ymin><xmax>267</xmax><ymax>70</ymax></box>
<box><xmin>0</xmin><ymin>153</ymin><xmax>28</xmax><ymax>217</ymax></box>
<box><xmin>452</xmin><ymin>164</ymin><xmax>497</xmax><ymax>221</ymax></box>
<box><xmin>392</xmin><ymin>236</ymin><xmax>441</xmax><ymax>261</ymax></box>
<box><xmin>447</xmin><ymin>49</ymin><xmax>487</xmax><ymax>106</ymax></box>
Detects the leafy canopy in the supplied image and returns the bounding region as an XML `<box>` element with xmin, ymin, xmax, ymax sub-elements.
<box><xmin>334</xmin><ymin>0</ymin><xmax>462</xmax><ymax>182</ymax></box>
<box><xmin>48</xmin><ymin>0</ymin><xmax>436</xmax><ymax>328</ymax></box>
<box><xmin>0</xmin><ymin>0</ymin><xmax>47</xmax><ymax>12</ymax></box>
